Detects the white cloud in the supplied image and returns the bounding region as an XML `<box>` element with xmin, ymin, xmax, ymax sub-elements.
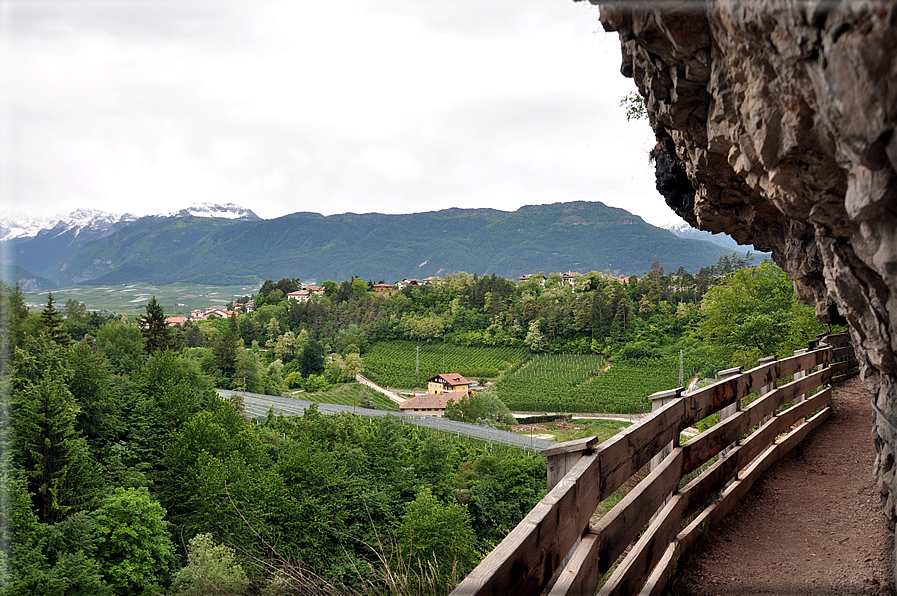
<box><xmin>0</xmin><ymin>0</ymin><xmax>679</xmax><ymax>227</ymax></box>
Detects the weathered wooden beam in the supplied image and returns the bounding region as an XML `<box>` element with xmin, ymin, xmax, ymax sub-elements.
<box><xmin>831</xmin><ymin>359</ymin><xmax>858</xmax><ymax>374</ymax></box>
<box><xmin>832</xmin><ymin>345</ymin><xmax>854</xmax><ymax>360</ymax></box>
<box><xmin>541</xmin><ymin>436</ymin><xmax>602</xmax><ymax>457</ymax></box>
<box><xmin>821</xmin><ymin>331</ymin><xmax>850</xmax><ymax>345</ymax></box>
<box><xmin>450</xmin><ymin>450</ymin><xmax>602</xmax><ymax>595</ymax></box>
<box><xmin>680</xmin><ymin>365</ymin><xmax>830</xmax><ymax>472</ymax></box>
<box><xmin>597</xmin><ymin>397</ymin><xmax>687</xmax><ymax>502</ymax></box>
<box><xmin>543</xmin><ymin>436</ymin><xmax>603</xmax><ymax>491</ymax></box>
<box><xmin>547</xmin><ymin>448</ymin><xmax>685</xmax><ymax>596</ymax></box>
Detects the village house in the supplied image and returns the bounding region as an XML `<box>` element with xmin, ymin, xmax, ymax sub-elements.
<box><xmin>303</xmin><ymin>285</ymin><xmax>325</xmax><ymax>296</ymax></box>
<box><xmin>394</xmin><ymin>279</ymin><xmax>423</xmax><ymax>290</ymax></box>
<box><xmin>204</xmin><ymin>306</ymin><xmax>231</xmax><ymax>319</ymax></box>
<box><xmin>371</xmin><ymin>283</ymin><xmax>394</xmax><ymax>293</ymax></box>
<box><xmin>518</xmin><ymin>274</ymin><xmax>547</xmax><ymax>285</ymax></box>
<box><xmin>561</xmin><ymin>271</ymin><xmax>580</xmax><ymax>287</ymax></box>
<box><xmin>165</xmin><ymin>315</ymin><xmax>188</xmax><ymax>326</ymax></box>
<box><xmin>286</xmin><ymin>290</ymin><xmax>310</xmax><ymax>302</ymax></box>
<box><xmin>426</xmin><ymin>373</ymin><xmax>471</xmax><ymax>394</ymax></box>
<box><xmin>398</xmin><ymin>391</ymin><xmax>467</xmax><ymax>417</ymax></box>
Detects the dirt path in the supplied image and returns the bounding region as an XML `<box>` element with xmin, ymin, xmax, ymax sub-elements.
<box><xmin>673</xmin><ymin>376</ymin><xmax>893</xmax><ymax>596</ymax></box>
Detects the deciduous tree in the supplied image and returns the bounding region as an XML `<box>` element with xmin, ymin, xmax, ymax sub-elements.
<box><xmin>92</xmin><ymin>487</ymin><xmax>174</xmax><ymax>596</ymax></box>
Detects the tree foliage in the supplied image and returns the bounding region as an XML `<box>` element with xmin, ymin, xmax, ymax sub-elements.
<box><xmin>92</xmin><ymin>487</ymin><xmax>174</xmax><ymax>596</ymax></box>
<box><xmin>698</xmin><ymin>261</ymin><xmax>828</xmax><ymax>368</ymax></box>
<box><xmin>142</xmin><ymin>296</ymin><xmax>173</xmax><ymax>354</ymax></box>
<box><xmin>445</xmin><ymin>389</ymin><xmax>514</xmax><ymax>427</ymax></box>
<box><xmin>397</xmin><ymin>487</ymin><xmax>477</xmax><ymax>583</ymax></box>
<box><xmin>171</xmin><ymin>533</ymin><xmax>249</xmax><ymax>596</ymax></box>
<box><xmin>620</xmin><ymin>90</ymin><xmax>647</xmax><ymax>121</ymax></box>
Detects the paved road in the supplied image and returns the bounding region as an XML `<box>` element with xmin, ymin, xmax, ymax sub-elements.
<box><xmin>354</xmin><ymin>374</ymin><xmax>405</xmax><ymax>404</ymax></box>
<box><xmin>217</xmin><ymin>389</ymin><xmax>555</xmax><ymax>452</ymax></box>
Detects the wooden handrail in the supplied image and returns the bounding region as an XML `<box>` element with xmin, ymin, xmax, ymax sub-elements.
<box><xmin>451</xmin><ymin>342</ymin><xmax>849</xmax><ymax>596</ymax></box>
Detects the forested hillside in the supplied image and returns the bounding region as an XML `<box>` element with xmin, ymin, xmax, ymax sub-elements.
<box><xmin>49</xmin><ymin>201</ymin><xmax>744</xmax><ymax>285</ymax></box>
<box><xmin>0</xmin><ymin>288</ymin><xmax>546</xmax><ymax>594</ymax></box>
<box><xmin>0</xmin><ymin>255</ymin><xmax>841</xmax><ymax>594</ymax></box>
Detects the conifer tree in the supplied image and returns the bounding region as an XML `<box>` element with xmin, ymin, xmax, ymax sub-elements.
<box><xmin>40</xmin><ymin>292</ymin><xmax>71</xmax><ymax>347</ymax></box>
<box><xmin>213</xmin><ymin>319</ymin><xmax>240</xmax><ymax>388</ymax></box>
<box><xmin>141</xmin><ymin>296</ymin><xmax>172</xmax><ymax>354</ymax></box>
<box><xmin>13</xmin><ymin>369</ymin><xmax>94</xmax><ymax>523</ymax></box>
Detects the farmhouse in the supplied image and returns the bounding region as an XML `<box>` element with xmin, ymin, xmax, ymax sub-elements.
<box><xmin>561</xmin><ymin>271</ymin><xmax>580</xmax><ymax>287</ymax></box>
<box><xmin>203</xmin><ymin>306</ymin><xmax>231</xmax><ymax>319</ymax></box>
<box><xmin>398</xmin><ymin>391</ymin><xmax>466</xmax><ymax>417</ymax></box>
<box><xmin>287</xmin><ymin>290</ymin><xmax>310</xmax><ymax>302</ymax></box>
<box><xmin>371</xmin><ymin>283</ymin><xmax>394</xmax><ymax>292</ymax></box>
<box><xmin>518</xmin><ymin>274</ymin><xmax>547</xmax><ymax>285</ymax></box>
<box><xmin>426</xmin><ymin>373</ymin><xmax>471</xmax><ymax>394</ymax></box>
<box><xmin>394</xmin><ymin>279</ymin><xmax>423</xmax><ymax>290</ymax></box>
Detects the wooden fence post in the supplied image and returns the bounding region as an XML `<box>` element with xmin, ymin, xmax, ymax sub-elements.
<box><xmin>542</xmin><ymin>436</ymin><xmax>602</xmax><ymax>492</ymax></box>
<box><xmin>793</xmin><ymin>348</ymin><xmax>808</xmax><ymax>404</ymax></box>
<box><xmin>718</xmin><ymin>366</ymin><xmax>742</xmax><ymax>458</ymax></box>
<box><xmin>648</xmin><ymin>387</ymin><xmax>683</xmax><ymax>522</ymax></box>
<box><xmin>758</xmin><ymin>356</ymin><xmax>777</xmax><ymax>426</ymax></box>
<box><xmin>649</xmin><ymin>387</ymin><xmax>683</xmax><ymax>471</ymax></box>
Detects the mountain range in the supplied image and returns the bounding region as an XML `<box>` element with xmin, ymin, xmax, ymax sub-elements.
<box><xmin>0</xmin><ymin>201</ymin><xmax>752</xmax><ymax>290</ymax></box>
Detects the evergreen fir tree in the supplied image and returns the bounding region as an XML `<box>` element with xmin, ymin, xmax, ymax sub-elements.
<box><xmin>213</xmin><ymin>317</ymin><xmax>240</xmax><ymax>388</ymax></box>
<box><xmin>13</xmin><ymin>371</ymin><xmax>94</xmax><ymax>523</ymax></box>
<box><xmin>40</xmin><ymin>293</ymin><xmax>71</xmax><ymax>347</ymax></box>
<box><xmin>141</xmin><ymin>296</ymin><xmax>172</xmax><ymax>354</ymax></box>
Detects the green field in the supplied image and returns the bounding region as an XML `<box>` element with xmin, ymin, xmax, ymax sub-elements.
<box><xmin>22</xmin><ymin>282</ymin><xmax>261</xmax><ymax>315</ymax></box>
<box><xmin>363</xmin><ymin>341</ymin><xmax>528</xmax><ymax>389</ymax></box>
<box><xmin>513</xmin><ymin>418</ymin><xmax>632</xmax><ymax>443</ymax></box>
<box><xmin>494</xmin><ymin>355</ymin><xmax>680</xmax><ymax>414</ymax></box>
<box><xmin>298</xmin><ymin>383</ymin><xmax>399</xmax><ymax>411</ymax></box>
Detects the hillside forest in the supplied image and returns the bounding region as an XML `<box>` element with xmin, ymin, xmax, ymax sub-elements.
<box><xmin>0</xmin><ymin>254</ymin><xmax>840</xmax><ymax>594</ymax></box>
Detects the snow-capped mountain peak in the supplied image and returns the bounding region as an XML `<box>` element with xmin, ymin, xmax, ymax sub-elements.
<box><xmin>0</xmin><ymin>209</ymin><xmax>138</xmax><ymax>242</ymax></box>
<box><xmin>663</xmin><ymin>222</ymin><xmax>761</xmax><ymax>253</ymax></box>
<box><xmin>168</xmin><ymin>203</ymin><xmax>260</xmax><ymax>221</ymax></box>
<box><xmin>0</xmin><ymin>212</ymin><xmax>59</xmax><ymax>241</ymax></box>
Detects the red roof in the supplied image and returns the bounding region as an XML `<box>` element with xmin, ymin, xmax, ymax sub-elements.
<box><xmin>399</xmin><ymin>391</ymin><xmax>466</xmax><ymax>411</ymax></box>
<box><xmin>435</xmin><ymin>373</ymin><xmax>470</xmax><ymax>387</ymax></box>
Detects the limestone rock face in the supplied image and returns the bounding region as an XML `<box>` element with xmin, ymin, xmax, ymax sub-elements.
<box><xmin>596</xmin><ymin>0</ymin><xmax>897</xmax><ymax>552</ymax></box>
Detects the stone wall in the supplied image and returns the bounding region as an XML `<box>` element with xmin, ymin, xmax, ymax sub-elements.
<box><xmin>594</xmin><ymin>0</ymin><xmax>897</xmax><ymax>572</ymax></box>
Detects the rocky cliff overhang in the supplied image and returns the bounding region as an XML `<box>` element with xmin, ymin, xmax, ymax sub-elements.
<box><xmin>593</xmin><ymin>0</ymin><xmax>897</xmax><ymax>574</ymax></box>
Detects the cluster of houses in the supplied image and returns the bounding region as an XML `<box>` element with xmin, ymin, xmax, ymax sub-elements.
<box><xmin>163</xmin><ymin>271</ymin><xmax>633</xmax><ymax>327</ymax></box>
<box><xmin>518</xmin><ymin>271</ymin><xmax>632</xmax><ymax>287</ymax></box>
<box><xmin>164</xmin><ymin>304</ymin><xmax>241</xmax><ymax>326</ymax></box>
<box><xmin>164</xmin><ymin>298</ymin><xmax>257</xmax><ymax>326</ymax></box>
<box><xmin>381</xmin><ymin>272</ymin><xmax>634</xmax><ymax>294</ymax></box>
<box><xmin>286</xmin><ymin>284</ymin><xmax>326</xmax><ymax>302</ymax></box>
<box><xmin>365</xmin><ymin>277</ymin><xmax>441</xmax><ymax>293</ymax></box>
<box><xmin>398</xmin><ymin>373</ymin><xmax>481</xmax><ymax>417</ymax></box>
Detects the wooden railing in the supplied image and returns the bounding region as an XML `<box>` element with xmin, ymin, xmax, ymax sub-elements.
<box><xmin>451</xmin><ymin>335</ymin><xmax>857</xmax><ymax>595</ymax></box>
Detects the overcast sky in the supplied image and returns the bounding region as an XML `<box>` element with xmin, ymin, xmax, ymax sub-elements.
<box><xmin>0</xmin><ymin>0</ymin><xmax>683</xmax><ymax>227</ymax></box>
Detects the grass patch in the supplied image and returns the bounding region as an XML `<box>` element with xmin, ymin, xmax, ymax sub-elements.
<box><xmin>512</xmin><ymin>418</ymin><xmax>631</xmax><ymax>443</ymax></box>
